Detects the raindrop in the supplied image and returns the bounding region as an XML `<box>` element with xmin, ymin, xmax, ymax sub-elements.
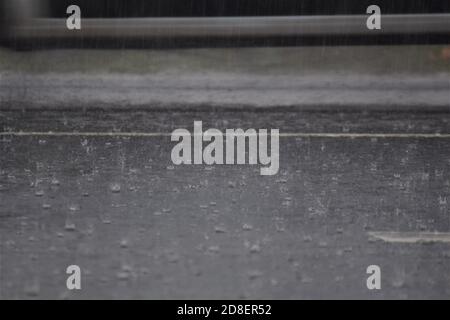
<box><xmin>69</xmin><ymin>204</ymin><xmax>80</xmax><ymax>212</ymax></box>
<box><xmin>24</xmin><ymin>282</ymin><xmax>40</xmax><ymax>297</ymax></box>
<box><xmin>275</xmin><ymin>221</ymin><xmax>286</xmax><ymax>232</ymax></box>
<box><xmin>249</xmin><ymin>244</ymin><xmax>261</xmax><ymax>253</ymax></box>
<box><xmin>318</xmin><ymin>241</ymin><xmax>328</xmax><ymax>248</ymax></box>
<box><xmin>120</xmin><ymin>239</ymin><xmax>129</xmax><ymax>248</ymax></box>
<box><xmin>301</xmin><ymin>275</ymin><xmax>313</xmax><ymax>284</ymax></box>
<box><xmin>247</xmin><ymin>270</ymin><xmax>263</xmax><ymax>280</ymax></box>
<box><xmin>109</xmin><ymin>183</ymin><xmax>121</xmax><ymax>193</ymax></box>
<box><xmin>116</xmin><ymin>265</ymin><xmax>132</xmax><ymax>280</ymax></box>
<box><xmin>282</xmin><ymin>200</ymin><xmax>291</xmax><ymax>207</ymax></box>
<box><xmin>392</xmin><ymin>276</ymin><xmax>405</xmax><ymax>288</ymax></box>
<box><xmin>214</xmin><ymin>225</ymin><xmax>227</xmax><ymax>233</ymax></box>
<box><xmin>228</xmin><ymin>181</ymin><xmax>236</xmax><ymax>188</ymax></box>
<box><xmin>166</xmin><ymin>251</ymin><xmax>180</xmax><ymax>263</ymax></box>
<box><xmin>64</xmin><ymin>222</ymin><xmax>76</xmax><ymax>231</ymax></box>
<box><xmin>207</xmin><ymin>246</ymin><xmax>220</xmax><ymax>253</ymax></box>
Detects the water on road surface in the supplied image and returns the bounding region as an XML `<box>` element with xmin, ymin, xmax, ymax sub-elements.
<box><xmin>1</xmin><ymin>109</ymin><xmax>450</xmax><ymax>299</ymax></box>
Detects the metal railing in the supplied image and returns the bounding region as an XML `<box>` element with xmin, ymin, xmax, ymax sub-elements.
<box><xmin>3</xmin><ymin>14</ymin><xmax>450</xmax><ymax>40</ymax></box>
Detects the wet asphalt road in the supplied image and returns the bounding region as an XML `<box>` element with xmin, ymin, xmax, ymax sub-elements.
<box><xmin>1</xmin><ymin>108</ymin><xmax>450</xmax><ymax>299</ymax></box>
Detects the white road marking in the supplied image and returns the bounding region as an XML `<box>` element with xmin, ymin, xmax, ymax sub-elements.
<box><xmin>368</xmin><ymin>231</ymin><xmax>450</xmax><ymax>244</ymax></box>
<box><xmin>2</xmin><ymin>132</ymin><xmax>450</xmax><ymax>138</ymax></box>
<box><xmin>0</xmin><ymin>132</ymin><xmax>170</xmax><ymax>137</ymax></box>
